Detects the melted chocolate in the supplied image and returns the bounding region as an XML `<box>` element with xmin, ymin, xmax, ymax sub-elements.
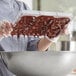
<box><xmin>11</xmin><ymin>15</ymin><xmax>70</xmax><ymax>38</ymax></box>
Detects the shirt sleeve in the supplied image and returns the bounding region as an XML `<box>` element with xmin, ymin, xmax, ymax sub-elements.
<box><xmin>16</xmin><ymin>1</ymin><xmax>30</xmax><ymax>10</ymax></box>
<box><xmin>27</xmin><ymin>37</ymin><xmax>40</xmax><ymax>51</ymax></box>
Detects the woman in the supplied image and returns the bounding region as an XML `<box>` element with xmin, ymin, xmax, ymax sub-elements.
<box><xmin>0</xmin><ymin>0</ymin><xmax>57</xmax><ymax>75</ymax></box>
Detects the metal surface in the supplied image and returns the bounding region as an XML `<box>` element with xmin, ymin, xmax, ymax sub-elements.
<box><xmin>3</xmin><ymin>51</ymin><xmax>76</xmax><ymax>76</ymax></box>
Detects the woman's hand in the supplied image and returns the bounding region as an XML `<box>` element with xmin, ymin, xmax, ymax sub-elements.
<box><xmin>0</xmin><ymin>21</ymin><xmax>12</xmax><ymax>39</ymax></box>
<box><xmin>45</xmin><ymin>25</ymin><xmax>69</xmax><ymax>43</ymax></box>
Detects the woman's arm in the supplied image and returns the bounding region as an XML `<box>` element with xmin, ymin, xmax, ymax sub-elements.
<box><xmin>38</xmin><ymin>37</ymin><xmax>52</xmax><ymax>51</ymax></box>
<box><xmin>38</xmin><ymin>27</ymin><xmax>69</xmax><ymax>51</ymax></box>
